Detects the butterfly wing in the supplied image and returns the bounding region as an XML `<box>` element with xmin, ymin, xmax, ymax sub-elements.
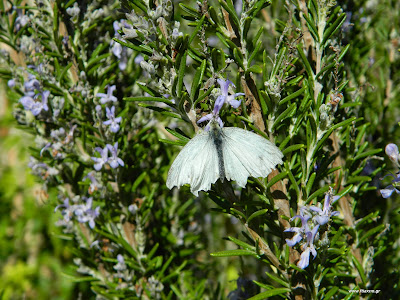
<box><xmin>221</xmin><ymin>127</ymin><xmax>283</xmax><ymax>187</ymax></box>
<box><xmin>166</xmin><ymin>130</ymin><xmax>220</xmax><ymax>196</ymax></box>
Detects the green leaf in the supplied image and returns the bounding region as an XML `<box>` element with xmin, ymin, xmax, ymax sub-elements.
<box><xmin>305</xmin><ymin>172</ymin><xmax>316</xmax><ymax>197</ymax></box>
<box><xmin>306</xmin><ymin>185</ymin><xmax>331</xmax><ymax>204</ymax></box>
<box><xmin>88</xmin><ymin>43</ymin><xmax>107</xmax><ymax>64</ymax></box>
<box><xmin>272</xmin><ymin>103</ymin><xmax>296</xmax><ymax>129</ymax></box>
<box><xmin>137</xmin><ymin>103</ymin><xmax>182</xmax><ymax>119</ymax></box>
<box><xmin>247</xmin><ymin>0</ymin><xmax>271</xmax><ymax>18</ymax></box>
<box><xmin>282</xmin><ymin>144</ymin><xmax>305</xmax><ymax>155</ymax></box>
<box><xmin>249</xmin><ymin>41</ymin><xmax>262</xmax><ymax>65</ymax></box>
<box><xmin>210</xmin><ymin>249</ymin><xmax>257</xmax><ymax>257</ymax></box>
<box><xmin>248</xmin><ymin>288</ymin><xmax>290</xmax><ymax>300</ymax></box>
<box><xmin>313</xmin><ymin>117</ymin><xmax>359</xmax><ymax>157</ymax></box>
<box><xmin>162</xmin><ymin>261</ymin><xmax>188</xmax><ymax>282</ymax></box>
<box><xmin>351</xmin><ymin>254</ymin><xmax>367</xmax><ymax>285</ymax></box>
<box><xmin>136</xmin><ymin>82</ymin><xmax>158</xmax><ymax>96</ymax></box>
<box><xmin>346</xmin><ymin>176</ymin><xmax>371</xmax><ymax>185</ymax></box>
<box><xmin>159</xmin><ymin>255</ymin><xmax>175</xmax><ymax>277</ymax></box>
<box><xmin>358</xmin><ymin>224</ymin><xmax>386</xmax><ymax>246</ymax></box>
<box><xmin>170</xmin><ymin>284</ymin><xmax>183</xmax><ymax>298</ymax></box>
<box><xmin>271</xmin><ymin>47</ymin><xmax>286</xmax><ymax>78</ymax></box>
<box><xmin>194</xmin><ymin>84</ymin><xmax>215</xmax><ymax>107</ymax></box>
<box><xmin>252</xmin><ymin>26</ymin><xmax>264</xmax><ymax>48</ymax></box>
<box><xmin>279</xmin><ymin>86</ymin><xmax>306</xmax><ymax>105</ymax></box>
<box><xmin>354</xmin><ymin>211</ymin><xmax>380</xmax><ymax>229</ymax></box>
<box><xmin>87</xmin><ymin>53</ymin><xmax>110</xmax><ymax>69</ymax></box>
<box><xmin>265</xmin><ymin>272</ymin><xmax>290</xmax><ymax>288</ymax></box>
<box><xmin>303</xmin><ymin>14</ymin><xmax>319</xmax><ymax>42</ymax></box>
<box><xmin>259</xmin><ymin>90</ymin><xmax>273</xmax><ymax>116</ymax></box>
<box><xmin>191</xmin><ymin>59</ymin><xmax>207</xmax><ymax>100</ymax></box>
<box><xmin>131</xmin><ymin>172</ymin><xmax>147</xmax><ymax>192</ymax></box>
<box><xmin>246</xmin><ymin>64</ymin><xmax>263</xmax><ymax>74</ymax></box>
<box><xmin>286</xmin><ymin>164</ymin><xmax>300</xmax><ymax>196</ymax></box>
<box><xmin>243</xmin><ymin>16</ymin><xmax>252</xmax><ymax>40</ymax></box>
<box><xmin>189</xmin><ymin>15</ymin><xmax>205</xmax><ymax>44</ymax></box>
<box><xmin>354</xmin><ymin>123</ymin><xmax>369</xmax><ymax>149</ymax></box>
<box><xmin>337</xmin><ymin>184</ymin><xmax>353</xmax><ymax>198</ymax></box>
<box><xmin>113</xmin><ymin>37</ymin><xmax>152</xmax><ymax>55</ymax></box>
<box><xmin>297</xmin><ymin>43</ymin><xmax>314</xmax><ymax>81</ymax></box>
<box><xmin>124</xmin><ymin>96</ymin><xmax>175</xmax><ymax>106</ymax></box>
<box><xmin>147</xmin><ymin>243</ymin><xmax>160</xmax><ymax>259</ymax></box>
<box><xmin>209</xmin><ymin>6</ymin><xmax>220</xmax><ymax>25</ymax></box>
<box><xmin>353</xmin><ymin>148</ymin><xmax>381</xmax><ymax>161</ymax></box>
<box><xmin>330</xmin><ymin>227</ymin><xmax>344</xmax><ymax>247</ymax></box>
<box><xmin>227</xmin><ymin>236</ymin><xmax>256</xmax><ymax>251</ymax></box>
<box><xmin>266</xmin><ymin>170</ymin><xmax>288</xmax><ymax>189</ymax></box>
<box><xmin>289</xmin><ymin>263</ymin><xmax>306</xmax><ymax>273</ymax></box>
<box><xmin>218</xmin><ymin>0</ymin><xmax>240</xmax><ymax>28</ymax></box>
<box><xmin>165</xmin><ymin>128</ymin><xmax>190</xmax><ymax>142</ymax></box>
<box><xmin>57</xmin><ymin>62</ymin><xmax>72</xmax><ymax>82</ymax></box>
<box><xmin>316</xmin><ymin>61</ymin><xmax>336</xmax><ymax>78</ymax></box>
<box><xmin>233</xmin><ymin>48</ymin><xmax>245</xmax><ymax>69</ymax></box>
<box><xmin>300</xmin><ymin>148</ymin><xmax>307</xmax><ymax>182</ymax></box>
<box><xmin>338</xmin><ymin>43</ymin><xmax>351</xmax><ymax>61</ymax></box>
<box><xmin>322</xmin><ymin>13</ymin><xmax>346</xmax><ymax>46</ymax></box>
<box><xmin>177</xmin><ymin>51</ymin><xmax>188</xmax><ymax>98</ymax></box>
<box><xmin>179</xmin><ymin>3</ymin><xmax>202</xmax><ymax>19</ymax></box>
<box><xmin>286</xmin><ymin>75</ymin><xmax>303</xmax><ymax>86</ymax></box>
<box><xmin>230</xmin><ymin>208</ymin><xmax>246</xmax><ymax>220</ymax></box>
<box><xmin>247</xmin><ymin>209</ymin><xmax>269</xmax><ymax>224</ymax></box>
<box><xmin>325</xmin><ymin>287</ymin><xmax>339</xmax><ymax>299</ymax></box>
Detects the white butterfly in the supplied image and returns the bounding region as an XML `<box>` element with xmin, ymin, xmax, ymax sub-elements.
<box><xmin>166</xmin><ymin>121</ymin><xmax>283</xmax><ymax>196</ymax></box>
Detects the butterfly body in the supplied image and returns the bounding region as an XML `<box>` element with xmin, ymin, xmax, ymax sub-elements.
<box><xmin>167</xmin><ymin>122</ymin><xmax>283</xmax><ymax>196</ymax></box>
<box><xmin>210</xmin><ymin>123</ymin><xmax>226</xmax><ymax>181</ymax></box>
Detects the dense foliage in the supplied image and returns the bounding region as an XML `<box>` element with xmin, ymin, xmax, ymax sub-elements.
<box><xmin>0</xmin><ymin>0</ymin><xmax>399</xmax><ymax>299</ymax></box>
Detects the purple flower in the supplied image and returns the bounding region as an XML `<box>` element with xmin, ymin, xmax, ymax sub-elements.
<box><xmin>134</xmin><ymin>54</ymin><xmax>144</xmax><ymax>64</ymax></box>
<box><xmin>24</xmin><ymin>74</ymin><xmax>40</xmax><ymax>96</ymax></box>
<box><xmin>197</xmin><ymin>95</ymin><xmax>224</xmax><ymax>130</ymax></box>
<box><xmin>111</xmin><ymin>21</ymin><xmax>132</xmax><ymax>71</ymax></box>
<box><xmin>28</xmin><ymin>156</ymin><xmax>59</xmax><ymax>179</ymax></box>
<box><xmin>33</xmin><ymin>90</ymin><xmax>50</xmax><ymax>114</ymax></box>
<box><xmin>128</xmin><ymin>204</ymin><xmax>138</xmax><ymax>214</ymax></box>
<box><xmin>40</xmin><ymin>142</ymin><xmax>52</xmax><ymax>157</ymax></box>
<box><xmin>19</xmin><ymin>96</ymin><xmax>36</xmax><ymax>110</ymax></box>
<box><xmin>66</xmin><ymin>2</ymin><xmax>80</xmax><ymax>20</ymax></box>
<box><xmin>103</xmin><ymin>106</ymin><xmax>122</xmax><ymax>133</ymax></box>
<box><xmin>74</xmin><ymin>197</ymin><xmax>100</xmax><ymax>229</ymax></box>
<box><xmin>55</xmin><ymin>198</ymin><xmax>75</xmax><ymax>222</ymax></box>
<box><xmin>309</xmin><ymin>193</ymin><xmax>340</xmax><ymax>226</ymax></box>
<box><xmin>95</xmin><ymin>105</ymin><xmax>102</xmax><ymax>114</ymax></box>
<box><xmin>8</xmin><ymin>79</ymin><xmax>16</xmax><ymax>88</ymax></box>
<box><xmin>96</xmin><ymin>85</ymin><xmax>118</xmax><ymax>104</ymax></box>
<box><xmin>114</xmin><ymin>254</ymin><xmax>127</xmax><ymax>272</ymax></box>
<box><xmin>284</xmin><ymin>207</ymin><xmax>311</xmax><ymax>247</ymax></box>
<box><xmin>55</xmin><ymin>197</ymin><xmax>99</xmax><ymax>229</ymax></box>
<box><xmin>298</xmin><ymin>225</ymin><xmax>320</xmax><ymax>269</ymax></box>
<box><xmin>65</xmin><ymin>125</ymin><xmax>77</xmax><ymax>144</ymax></box>
<box><xmin>111</xmin><ymin>21</ymin><xmax>124</xmax><ymax>57</ymax></box>
<box><xmin>91</xmin><ymin>146</ymin><xmax>109</xmax><ymax>171</ymax></box>
<box><xmin>50</xmin><ymin>128</ymin><xmax>66</xmax><ymax>140</ymax></box>
<box><xmin>84</xmin><ymin>171</ymin><xmax>100</xmax><ymax>194</ymax></box>
<box><xmin>14</xmin><ymin>9</ymin><xmax>29</xmax><ymax>31</ymax></box>
<box><xmin>217</xmin><ymin>78</ymin><xmax>244</xmax><ymax>108</ymax></box>
<box><xmin>19</xmin><ymin>90</ymin><xmax>50</xmax><ymax>116</ymax></box>
<box><xmin>380</xmin><ymin>172</ymin><xmax>400</xmax><ymax>198</ymax></box>
<box><xmin>112</xmin><ymin>42</ymin><xmax>123</xmax><ymax>59</ymax></box>
<box><xmin>106</xmin><ymin>142</ymin><xmax>124</xmax><ymax>169</ymax></box>
<box><xmin>197</xmin><ymin>78</ymin><xmax>244</xmax><ymax>131</ymax></box>
<box><xmin>385</xmin><ymin>143</ymin><xmax>399</xmax><ymax>166</ymax></box>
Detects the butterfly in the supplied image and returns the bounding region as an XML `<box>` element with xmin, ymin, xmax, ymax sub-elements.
<box><xmin>166</xmin><ymin>120</ymin><xmax>283</xmax><ymax>196</ymax></box>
